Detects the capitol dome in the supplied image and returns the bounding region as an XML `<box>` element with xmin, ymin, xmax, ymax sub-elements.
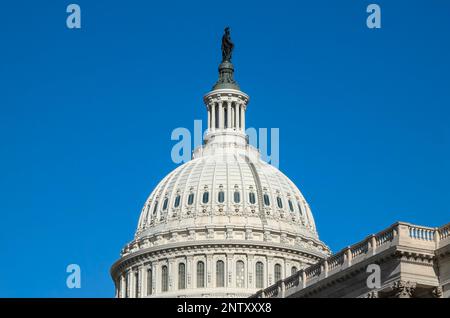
<box><xmin>110</xmin><ymin>29</ymin><xmax>330</xmax><ymax>298</ymax></box>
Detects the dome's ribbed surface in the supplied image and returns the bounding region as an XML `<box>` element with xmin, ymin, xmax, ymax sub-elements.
<box><xmin>135</xmin><ymin>147</ymin><xmax>318</xmax><ymax>241</ymax></box>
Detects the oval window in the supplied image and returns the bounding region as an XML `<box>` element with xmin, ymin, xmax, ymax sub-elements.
<box><xmin>288</xmin><ymin>200</ymin><xmax>294</xmax><ymax>212</ymax></box>
<box><xmin>187</xmin><ymin>193</ymin><xmax>194</xmax><ymax>206</ymax></box>
<box><xmin>263</xmin><ymin>194</ymin><xmax>270</xmax><ymax>206</ymax></box>
<box><xmin>277</xmin><ymin>197</ymin><xmax>283</xmax><ymax>209</ymax></box>
<box><xmin>174</xmin><ymin>195</ymin><xmax>181</xmax><ymax>208</ymax></box>
<box><xmin>218</xmin><ymin>191</ymin><xmax>225</xmax><ymax>203</ymax></box>
<box><xmin>202</xmin><ymin>191</ymin><xmax>209</xmax><ymax>204</ymax></box>
<box><xmin>249</xmin><ymin>192</ymin><xmax>256</xmax><ymax>204</ymax></box>
<box><xmin>234</xmin><ymin>191</ymin><xmax>241</xmax><ymax>203</ymax></box>
<box><xmin>297</xmin><ymin>202</ymin><xmax>303</xmax><ymax>215</ymax></box>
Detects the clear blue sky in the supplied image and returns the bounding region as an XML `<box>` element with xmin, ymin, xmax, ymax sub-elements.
<box><xmin>0</xmin><ymin>0</ymin><xmax>449</xmax><ymax>297</ymax></box>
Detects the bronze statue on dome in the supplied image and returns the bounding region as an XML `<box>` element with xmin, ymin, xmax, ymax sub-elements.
<box><xmin>221</xmin><ymin>27</ymin><xmax>234</xmax><ymax>62</ymax></box>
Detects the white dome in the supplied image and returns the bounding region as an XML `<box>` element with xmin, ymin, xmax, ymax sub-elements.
<box><xmin>134</xmin><ymin>145</ymin><xmax>319</xmax><ymax>244</ymax></box>
<box><xmin>111</xmin><ymin>42</ymin><xmax>329</xmax><ymax>298</ymax></box>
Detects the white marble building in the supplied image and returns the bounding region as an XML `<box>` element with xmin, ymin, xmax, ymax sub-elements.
<box><xmin>110</xmin><ymin>32</ymin><xmax>330</xmax><ymax>298</ymax></box>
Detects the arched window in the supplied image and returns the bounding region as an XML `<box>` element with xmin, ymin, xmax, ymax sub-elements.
<box><xmin>152</xmin><ymin>201</ymin><xmax>158</xmax><ymax>215</ymax></box>
<box><xmin>276</xmin><ymin>197</ymin><xmax>283</xmax><ymax>209</ymax></box>
<box><xmin>218</xmin><ymin>191</ymin><xmax>225</xmax><ymax>203</ymax></box>
<box><xmin>249</xmin><ymin>192</ymin><xmax>256</xmax><ymax>204</ymax></box>
<box><xmin>234</xmin><ymin>191</ymin><xmax>241</xmax><ymax>203</ymax></box>
<box><xmin>274</xmin><ymin>264</ymin><xmax>282</xmax><ymax>282</ymax></box>
<box><xmin>178</xmin><ymin>263</ymin><xmax>186</xmax><ymax>290</ymax></box>
<box><xmin>161</xmin><ymin>265</ymin><xmax>168</xmax><ymax>292</ymax></box>
<box><xmin>135</xmin><ymin>270</ymin><xmax>140</xmax><ymax>297</ymax></box>
<box><xmin>174</xmin><ymin>195</ymin><xmax>181</xmax><ymax>208</ymax></box>
<box><xmin>255</xmin><ymin>262</ymin><xmax>264</xmax><ymax>289</ymax></box>
<box><xmin>162</xmin><ymin>198</ymin><xmax>168</xmax><ymax>211</ymax></box>
<box><xmin>291</xmin><ymin>266</ymin><xmax>298</xmax><ymax>275</ymax></box>
<box><xmin>146</xmin><ymin>267</ymin><xmax>152</xmax><ymax>296</ymax></box>
<box><xmin>263</xmin><ymin>194</ymin><xmax>270</xmax><ymax>206</ymax></box>
<box><xmin>216</xmin><ymin>260</ymin><xmax>225</xmax><ymax>287</ymax></box>
<box><xmin>288</xmin><ymin>200</ymin><xmax>294</xmax><ymax>212</ymax></box>
<box><xmin>202</xmin><ymin>191</ymin><xmax>209</xmax><ymax>204</ymax></box>
<box><xmin>197</xmin><ymin>261</ymin><xmax>205</xmax><ymax>288</ymax></box>
<box><xmin>187</xmin><ymin>193</ymin><xmax>194</xmax><ymax>206</ymax></box>
<box><xmin>236</xmin><ymin>261</ymin><xmax>245</xmax><ymax>288</ymax></box>
<box><xmin>297</xmin><ymin>202</ymin><xmax>303</xmax><ymax>215</ymax></box>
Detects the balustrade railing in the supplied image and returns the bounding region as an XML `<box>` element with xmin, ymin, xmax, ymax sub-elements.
<box><xmin>327</xmin><ymin>252</ymin><xmax>345</xmax><ymax>271</ymax></box>
<box><xmin>251</xmin><ymin>221</ymin><xmax>449</xmax><ymax>298</ymax></box>
<box><xmin>408</xmin><ymin>225</ymin><xmax>434</xmax><ymax>241</ymax></box>
<box><xmin>375</xmin><ymin>227</ymin><xmax>395</xmax><ymax>247</ymax></box>
<box><xmin>438</xmin><ymin>223</ymin><xmax>450</xmax><ymax>240</ymax></box>
<box><xmin>351</xmin><ymin>241</ymin><xmax>369</xmax><ymax>258</ymax></box>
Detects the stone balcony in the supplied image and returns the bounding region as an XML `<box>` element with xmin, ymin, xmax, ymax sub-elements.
<box><xmin>250</xmin><ymin>221</ymin><xmax>450</xmax><ymax>298</ymax></box>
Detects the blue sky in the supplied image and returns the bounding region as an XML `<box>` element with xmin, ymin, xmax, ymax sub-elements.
<box><xmin>0</xmin><ymin>0</ymin><xmax>449</xmax><ymax>297</ymax></box>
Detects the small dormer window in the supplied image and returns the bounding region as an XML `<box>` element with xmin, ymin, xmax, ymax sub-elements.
<box><xmin>187</xmin><ymin>193</ymin><xmax>194</xmax><ymax>206</ymax></box>
<box><xmin>297</xmin><ymin>202</ymin><xmax>303</xmax><ymax>215</ymax></box>
<box><xmin>263</xmin><ymin>194</ymin><xmax>270</xmax><ymax>206</ymax></box>
<box><xmin>202</xmin><ymin>191</ymin><xmax>209</xmax><ymax>204</ymax></box>
<box><xmin>277</xmin><ymin>197</ymin><xmax>283</xmax><ymax>209</ymax></box>
<box><xmin>234</xmin><ymin>191</ymin><xmax>241</xmax><ymax>203</ymax></box>
<box><xmin>288</xmin><ymin>199</ymin><xmax>294</xmax><ymax>212</ymax></box>
<box><xmin>249</xmin><ymin>192</ymin><xmax>256</xmax><ymax>204</ymax></box>
<box><xmin>174</xmin><ymin>195</ymin><xmax>181</xmax><ymax>208</ymax></box>
<box><xmin>218</xmin><ymin>191</ymin><xmax>225</xmax><ymax>203</ymax></box>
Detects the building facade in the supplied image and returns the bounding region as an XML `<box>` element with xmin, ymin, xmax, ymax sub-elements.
<box><xmin>251</xmin><ymin>221</ymin><xmax>450</xmax><ymax>298</ymax></box>
<box><xmin>110</xmin><ymin>30</ymin><xmax>330</xmax><ymax>298</ymax></box>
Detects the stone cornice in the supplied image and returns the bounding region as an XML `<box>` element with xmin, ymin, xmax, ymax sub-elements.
<box><xmin>110</xmin><ymin>240</ymin><xmax>327</xmax><ymax>279</ymax></box>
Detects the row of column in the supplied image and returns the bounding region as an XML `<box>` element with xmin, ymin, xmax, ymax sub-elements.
<box><xmin>116</xmin><ymin>254</ymin><xmax>300</xmax><ymax>297</ymax></box>
<box><xmin>207</xmin><ymin>101</ymin><xmax>246</xmax><ymax>132</ymax></box>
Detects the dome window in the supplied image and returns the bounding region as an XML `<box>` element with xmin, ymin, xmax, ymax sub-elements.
<box><xmin>187</xmin><ymin>193</ymin><xmax>194</xmax><ymax>206</ymax></box>
<box><xmin>236</xmin><ymin>261</ymin><xmax>245</xmax><ymax>288</ymax></box>
<box><xmin>274</xmin><ymin>264</ymin><xmax>282</xmax><ymax>282</ymax></box>
<box><xmin>197</xmin><ymin>261</ymin><xmax>205</xmax><ymax>288</ymax></box>
<box><xmin>162</xmin><ymin>198</ymin><xmax>168</xmax><ymax>211</ymax></box>
<box><xmin>174</xmin><ymin>195</ymin><xmax>181</xmax><ymax>208</ymax></box>
<box><xmin>234</xmin><ymin>191</ymin><xmax>241</xmax><ymax>203</ymax></box>
<box><xmin>146</xmin><ymin>267</ymin><xmax>152</xmax><ymax>296</ymax></box>
<box><xmin>152</xmin><ymin>201</ymin><xmax>158</xmax><ymax>215</ymax></box>
<box><xmin>277</xmin><ymin>197</ymin><xmax>283</xmax><ymax>209</ymax></box>
<box><xmin>161</xmin><ymin>265</ymin><xmax>168</xmax><ymax>292</ymax></box>
<box><xmin>218</xmin><ymin>191</ymin><xmax>225</xmax><ymax>203</ymax></box>
<box><xmin>263</xmin><ymin>194</ymin><xmax>270</xmax><ymax>206</ymax></box>
<box><xmin>288</xmin><ymin>200</ymin><xmax>294</xmax><ymax>212</ymax></box>
<box><xmin>297</xmin><ymin>202</ymin><xmax>303</xmax><ymax>215</ymax></box>
<box><xmin>202</xmin><ymin>191</ymin><xmax>209</xmax><ymax>204</ymax></box>
<box><xmin>178</xmin><ymin>263</ymin><xmax>186</xmax><ymax>290</ymax></box>
<box><xmin>216</xmin><ymin>260</ymin><xmax>225</xmax><ymax>287</ymax></box>
<box><xmin>249</xmin><ymin>192</ymin><xmax>256</xmax><ymax>204</ymax></box>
